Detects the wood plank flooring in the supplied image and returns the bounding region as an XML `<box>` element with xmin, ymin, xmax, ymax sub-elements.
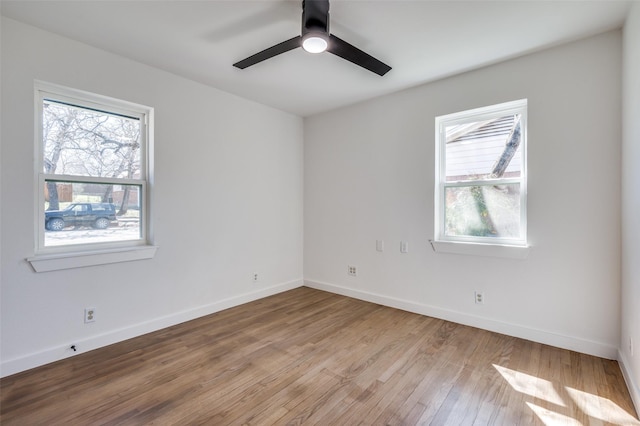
<box><xmin>1</xmin><ymin>287</ymin><xmax>638</xmax><ymax>425</ymax></box>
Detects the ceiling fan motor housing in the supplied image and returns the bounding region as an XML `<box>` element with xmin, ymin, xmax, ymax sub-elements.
<box><xmin>302</xmin><ymin>0</ymin><xmax>330</xmax><ymax>36</ymax></box>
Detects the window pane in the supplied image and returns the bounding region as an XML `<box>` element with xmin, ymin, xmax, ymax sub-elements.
<box><xmin>445</xmin><ymin>114</ymin><xmax>522</xmax><ymax>182</ymax></box>
<box><xmin>44</xmin><ymin>181</ymin><xmax>142</xmax><ymax>247</ymax></box>
<box><xmin>444</xmin><ymin>184</ymin><xmax>521</xmax><ymax>239</ymax></box>
<box><xmin>43</xmin><ymin>100</ymin><xmax>141</xmax><ymax>178</ymax></box>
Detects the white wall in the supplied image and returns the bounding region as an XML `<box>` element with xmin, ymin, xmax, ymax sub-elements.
<box><xmin>0</xmin><ymin>18</ymin><xmax>304</xmax><ymax>376</ymax></box>
<box><xmin>304</xmin><ymin>31</ymin><xmax>622</xmax><ymax>359</ymax></box>
<box><xmin>0</xmin><ymin>11</ymin><xmax>633</xmax><ymax>391</ymax></box>
<box><xmin>621</xmin><ymin>2</ymin><xmax>640</xmax><ymax>411</ymax></box>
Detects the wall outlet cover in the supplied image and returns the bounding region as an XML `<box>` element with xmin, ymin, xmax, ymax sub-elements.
<box><xmin>84</xmin><ymin>307</ymin><xmax>96</xmax><ymax>323</ymax></box>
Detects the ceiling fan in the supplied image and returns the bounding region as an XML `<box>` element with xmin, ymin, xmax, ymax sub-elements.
<box><xmin>233</xmin><ymin>0</ymin><xmax>392</xmax><ymax>76</ymax></box>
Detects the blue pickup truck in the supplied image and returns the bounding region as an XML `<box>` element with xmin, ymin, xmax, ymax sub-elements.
<box><xmin>45</xmin><ymin>203</ymin><xmax>117</xmax><ymax>231</ymax></box>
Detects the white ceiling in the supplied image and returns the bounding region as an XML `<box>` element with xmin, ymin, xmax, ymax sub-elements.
<box><xmin>1</xmin><ymin>0</ymin><xmax>632</xmax><ymax>117</ymax></box>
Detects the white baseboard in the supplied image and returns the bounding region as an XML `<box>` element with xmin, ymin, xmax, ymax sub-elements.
<box><xmin>1</xmin><ymin>279</ymin><xmax>303</xmax><ymax>378</ymax></box>
<box><xmin>2</xmin><ymin>278</ymin><xmax>622</xmax><ymax>379</ymax></box>
<box><xmin>618</xmin><ymin>349</ymin><xmax>640</xmax><ymax>416</ymax></box>
<box><xmin>304</xmin><ymin>279</ymin><xmax>618</xmax><ymax>360</ymax></box>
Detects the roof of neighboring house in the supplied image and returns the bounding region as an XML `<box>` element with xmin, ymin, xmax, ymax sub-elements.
<box><xmin>445</xmin><ymin>115</ymin><xmax>522</xmax><ymax>181</ymax></box>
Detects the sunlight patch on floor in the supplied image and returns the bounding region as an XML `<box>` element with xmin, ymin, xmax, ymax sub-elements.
<box><xmin>565</xmin><ymin>386</ymin><xmax>640</xmax><ymax>426</ymax></box>
<box><xmin>494</xmin><ymin>364</ymin><xmax>639</xmax><ymax>426</ymax></box>
<box><xmin>526</xmin><ymin>402</ymin><xmax>583</xmax><ymax>425</ymax></box>
<box><xmin>493</xmin><ymin>364</ymin><xmax>565</xmax><ymax>406</ymax></box>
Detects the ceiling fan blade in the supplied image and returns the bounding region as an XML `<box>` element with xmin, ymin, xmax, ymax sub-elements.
<box><xmin>327</xmin><ymin>34</ymin><xmax>391</xmax><ymax>76</ymax></box>
<box><xmin>233</xmin><ymin>36</ymin><xmax>302</xmax><ymax>69</ymax></box>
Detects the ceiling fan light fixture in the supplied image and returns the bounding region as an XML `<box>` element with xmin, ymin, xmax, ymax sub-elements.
<box><xmin>302</xmin><ymin>32</ymin><xmax>328</xmax><ymax>53</ymax></box>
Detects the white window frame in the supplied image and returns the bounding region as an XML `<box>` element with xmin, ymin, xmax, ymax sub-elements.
<box><xmin>433</xmin><ymin>99</ymin><xmax>528</xmax><ymax>256</ymax></box>
<box><xmin>28</xmin><ymin>81</ymin><xmax>156</xmax><ymax>272</ymax></box>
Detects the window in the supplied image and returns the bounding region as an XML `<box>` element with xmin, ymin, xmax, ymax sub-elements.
<box><xmin>434</xmin><ymin>99</ymin><xmax>527</xmax><ymax>249</ymax></box>
<box><xmin>31</xmin><ymin>82</ymin><xmax>155</xmax><ymax>269</ymax></box>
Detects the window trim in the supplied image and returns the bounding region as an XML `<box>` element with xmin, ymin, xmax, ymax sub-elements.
<box><xmin>429</xmin><ymin>240</ymin><xmax>530</xmax><ymax>259</ymax></box>
<box><xmin>434</xmin><ymin>99</ymin><xmax>528</xmax><ymax>249</ymax></box>
<box><xmin>29</xmin><ymin>81</ymin><xmax>156</xmax><ymax>271</ymax></box>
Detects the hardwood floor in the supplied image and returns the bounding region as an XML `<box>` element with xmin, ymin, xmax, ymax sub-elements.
<box><xmin>1</xmin><ymin>287</ymin><xmax>638</xmax><ymax>425</ymax></box>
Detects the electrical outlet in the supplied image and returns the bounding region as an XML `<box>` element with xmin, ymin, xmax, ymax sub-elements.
<box><xmin>630</xmin><ymin>337</ymin><xmax>634</xmax><ymax>357</ymax></box>
<box><xmin>400</xmin><ymin>241</ymin><xmax>409</xmax><ymax>253</ymax></box>
<box><xmin>348</xmin><ymin>265</ymin><xmax>357</xmax><ymax>276</ymax></box>
<box><xmin>475</xmin><ymin>292</ymin><xmax>484</xmax><ymax>304</ymax></box>
<box><xmin>84</xmin><ymin>307</ymin><xmax>96</xmax><ymax>323</ymax></box>
<box><xmin>253</xmin><ymin>272</ymin><xmax>258</xmax><ymax>283</ymax></box>
<box><xmin>376</xmin><ymin>240</ymin><xmax>384</xmax><ymax>252</ymax></box>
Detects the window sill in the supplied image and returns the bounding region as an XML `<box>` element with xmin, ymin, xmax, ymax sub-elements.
<box><xmin>27</xmin><ymin>245</ymin><xmax>158</xmax><ymax>272</ymax></box>
<box><xmin>430</xmin><ymin>240</ymin><xmax>529</xmax><ymax>259</ymax></box>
